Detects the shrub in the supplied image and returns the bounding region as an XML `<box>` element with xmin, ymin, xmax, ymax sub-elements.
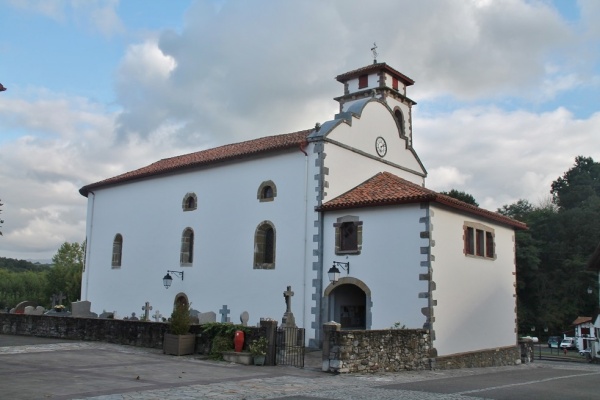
<box><xmin>168</xmin><ymin>302</ymin><xmax>191</xmax><ymax>335</ymax></box>
<box><xmin>210</xmin><ymin>335</ymin><xmax>233</xmax><ymax>359</ymax></box>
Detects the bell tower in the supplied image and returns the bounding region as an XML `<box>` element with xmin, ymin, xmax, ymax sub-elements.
<box><xmin>333</xmin><ymin>61</ymin><xmax>417</xmax><ymax>147</ymax></box>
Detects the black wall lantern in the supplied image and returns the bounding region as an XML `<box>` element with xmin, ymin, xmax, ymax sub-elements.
<box><xmin>328</xmin><ymin>261</ymin><xmax>350</xmax><ymax>284</ymax></box>
<box><xmin>163</xmin><ymin>270</ymin><xmax>184</xmax><ymax>289</ymax></box>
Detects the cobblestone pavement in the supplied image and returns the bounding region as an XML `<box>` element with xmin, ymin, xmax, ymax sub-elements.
<box><xmin>1</xmin><ymin>336</ymin><xmax>599</xmax><ymax>400</ymax></box>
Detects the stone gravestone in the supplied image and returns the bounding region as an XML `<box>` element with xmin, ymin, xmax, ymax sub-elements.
<box><xmin>13</xmin><ymin>301</ymin><xmax>37</xmax><ymax>314</ymax></box>
<box><xmin>71</xmin><ymin>301</ymin><xmax>97</xmax><ymax>318</ymax></box>
<box><xmin>50</xmin><ymin>292</ymin><xmax>66</xmax><ymax>308</ymax></box>
<box><xmin>129</xmin><ymin>312</ymin><xmax>139</xmax><ymax>321</ymax></box>
<box><xmin>197</xmin><ymin>311</ymin><xmax>216</xmax><ymax>324</ymax></box>
<box><xmin>189</xmin><ymin>308</ymin><xmax>200</xmax><ymax>324</ymax></box>
<box><xmin>44</xmin><ymin>307</ymin><xmax>71</xmax><ymax>317</ymax></box>
<box><xmin>219</xmin><ymin>305</ymin><xmax>231</xmax><ymax>323</ymax></box>
<box><xmin>141</xmin><ymin>302</ymin><xmax>152</xmax><ymax>321</ymax></box>
<box><xmin>240</xmin><ymin>311</ymin><xmax>249</xmax><ymax>327</ymax></box>
<box><xmin>99</xmin><ymin>310</ymin><xmax>115</xmax><ymax>319</ymax></box>
<box><xmin>152</xmin><ymin>310</ymin><xmax>163</xmax><ymax>322</ymax></box>
<box><xmin>24</xmin><ymin>306</ymin><xmax>46</xmax><ymax>315</ymax></box>
<box><xmin>24</xmin><ymin>306</ymin><xmax>35</xmax><ymax>315</ymax></box>
<box><xmin>282</xmin><ymin>286</ymin><xmax>296</xmax><ymax>328</ymax></box>
<box><xmin>31</xmin><ymin>306</ymin><xmax>45</xmax><ymax>315</ymax></box>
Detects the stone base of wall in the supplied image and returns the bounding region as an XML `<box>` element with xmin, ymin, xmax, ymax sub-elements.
<box><xmin>0</xmin><ymin>313</ymin><xmax>169</xmax><ymax>348</ymax></box>
<box><xmin>0</xmin><ymin>314</ymin><xmax>266</xmax><ymax>355</ymax></box>
<box><xmin>222</xmin><ymin>351</ymin><xmax>253</xmax><ymax>365</ymax></box>
<box><xmin>325</xmin><ymin>328</ymin><xmax>431</xmax><ymax>374</ymax></box>
<box><xmin>434</xmin><ymin>346</ymin><xmax>521</xmax><ymax>370</ymax></box>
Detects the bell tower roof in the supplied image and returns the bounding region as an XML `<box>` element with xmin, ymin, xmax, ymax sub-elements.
<box><xmin>335</xmin><ymin>62</ymin><xmax>414</xmax><ymax>87</ymax></box>
<box><xmin>333</xmin><ymin>62</ymin><xmax>417</xmax><ymax>113</ymax></box>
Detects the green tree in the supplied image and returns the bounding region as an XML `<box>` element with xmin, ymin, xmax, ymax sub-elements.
<box><xmin>501</xmin><ymin>157</ymin><xmax>600</xmax><ymax>336</ymax></box>
<box><xmin>0</xmin><ymin>269</ymin><xmax>47</xmax><ymax>310</ymax></box>
<box><xmin>498</xmin><ymin>200</ymin><xmax>546</xmax><ymax>333</ymax></box>
<box><xmin>46</xmin><ymin>242</ymin><xmax>84</xmax><ymax>306</ymax></box>
<box><xmin>551</xmin><ymin>156</ymin><xmax>600</xmax><ymax>210</ymax></box>
<box><xmin>0</xmin><ymin>257</ymin><xmax>49</xmax><ymax>272</ymax></box>
<box><xmin>440</xmin><ymin>189</ymin><xmax>479</xmax><ymax>206</ymax></box>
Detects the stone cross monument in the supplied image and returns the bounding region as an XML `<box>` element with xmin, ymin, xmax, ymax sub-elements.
<box><xmin>282</xmin><ymin>286</ymin><xmax>296</xmax><ymax>328</ymax></box>
<box><xmin>142</xmin><ymin>302</ymin><xmax>153</xmax><ymax>321</ymax></box>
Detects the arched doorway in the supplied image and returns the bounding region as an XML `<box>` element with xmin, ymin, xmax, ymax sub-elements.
<box><xmin>324</xmin><ymin>278</ymin><xmax>371</xmax><ymax>330</ymax></box>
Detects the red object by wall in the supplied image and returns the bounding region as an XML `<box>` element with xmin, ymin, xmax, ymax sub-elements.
<box><xmin>234</xmin><ymin>330</ymin><xmax>244</xmax><ymax>352</ymax></box>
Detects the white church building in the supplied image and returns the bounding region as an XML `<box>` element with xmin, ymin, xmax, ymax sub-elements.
<box><xmin>79</xmin><ymin>61</ymin><xmax>526</xmax><ymax>357</ymax></box>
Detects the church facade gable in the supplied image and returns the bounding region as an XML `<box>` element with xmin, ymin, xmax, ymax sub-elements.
<box><xmin>319</xmin><ymin>99</ymin><xmax>426</xmax><ymax>202</ymax></box>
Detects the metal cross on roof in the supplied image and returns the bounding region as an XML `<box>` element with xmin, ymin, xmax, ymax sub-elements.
<box><xmin>371</xmin><ymin>42</ymin><xmax>378</xmax><ymax>64</ymax></box>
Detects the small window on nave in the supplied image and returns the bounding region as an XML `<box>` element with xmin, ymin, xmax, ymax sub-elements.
<box><xmin>257</xmin><ymin>180</ymin><xmax>277</xmax><ymax>202</ymax></box>
<box><xmin>112</xmin><ymin>234</ymin><xmax>123</xmax><ymax>268</ymax></box>
<box><xmin>254</xmin><ymin>221</ymin><xmax>276</xmax><ymax>269</ymax></box>
<box><xmin>182</xmin><ymin>193</ymin><xmax>197</xmax><ymax>211</ymax></box>
<box><xmin>180</xmin><ymin>228</ymin><xmax>194</xmax><ymax>265</ymax></box>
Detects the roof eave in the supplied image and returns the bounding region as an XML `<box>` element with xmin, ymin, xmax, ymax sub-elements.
<box><xmin>320</xmin><ymin>195</ymin><xmax>527</xmax><ymax>230</ymax></box>
<box><xmin>79</xmin><ymin>140</ymin><xmax>309</xmax><ymax>197</ymax></box>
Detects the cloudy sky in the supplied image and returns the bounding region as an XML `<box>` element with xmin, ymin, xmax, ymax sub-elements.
<box><xmin>1</xmin><ymin>0</ymin><xmax>599</xmax><ymax>262</ymax></box>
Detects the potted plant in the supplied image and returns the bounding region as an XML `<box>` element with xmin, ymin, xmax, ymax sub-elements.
<box><xmin>249</xmin><ymin>336</ymin><xmax>268</xmax><ymax>366</ymax></box>
<box><xmin>163</xmin><ymin>302</ymin><xmax>195</xmax><ymax>356</ymax></box>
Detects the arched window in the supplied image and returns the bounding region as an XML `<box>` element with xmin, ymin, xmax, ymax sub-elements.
<box><xmin>182</xmin><ymin>193</ymin><xmax>197</xmax><ymax>211</ymax></box>
<box><xmin>257</xmin><ymin>180</ymin><xmax>277</xmax><ymax>202</ymax></box>
<box><xmin>112</xmin><ymin>234</ymin><xmax>123</xmax><ymax>268</ymax></box>
<box><xmin>394</xmin><ymin>109</ymin><xmax>405</xmax><ymax>138</ymax></box>
<box><xmin>180</xmin><ymin>228</ymin><xmax>194</xmax><ymax>265</ymax></box>
<box><xmin>254</xmin><ymin>221</ymin><xmax>276</xmax><ymax>269</ymax></box>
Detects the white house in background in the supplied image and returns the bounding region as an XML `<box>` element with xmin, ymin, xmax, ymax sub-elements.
<box><xmin>571</xmin><ymin>316</ymin><xmax>596</xmax><ymax>352</ymax></box>
<box><xmin>79</xmin><ymin>61</ymin><xmax>526</xmax><ymax>357</ymax></box>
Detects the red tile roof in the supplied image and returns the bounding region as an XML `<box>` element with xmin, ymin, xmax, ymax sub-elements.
<box><xmin>572</xmin><ymin>316</ymin><xmax>592</xmax><ymax>326</ymax></box>
<box><xmin>320</xmin><ymin>172</ymin><xmax>527</xmax><ymax>229</ymax></box>
<box><xmin>79</xmin><ymin>129</ymin><xmax>311</xmax><ymax>196</ymax></box>
<box><xmin>335</xmin><ymin>62</ymin><xmax>414</xmax><ymax>86</ymax></box>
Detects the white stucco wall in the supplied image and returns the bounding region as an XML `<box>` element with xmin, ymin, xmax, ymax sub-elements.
<box><xmin>324</xmin><ymin>101</ymin><xmax>424</xmax><ymax>201</ymax></box>
<box><xmin>82</xmin><ymin>150</ymin><xmax>315</xmax><ymax>329</ymax></box>
<box><xmin>429</xmin><ymin>205</ymin><xmax>517</xmax><ymax>356</ymax></box>
<box><xmin>322</xmin><ymin>205</ymin><xmax>428</xmax><ymax>330</ymax></box>
<box><xmin>339</xmin><ymin>97</ymin><xmax>413</xmax><ymax>149</ymax></box>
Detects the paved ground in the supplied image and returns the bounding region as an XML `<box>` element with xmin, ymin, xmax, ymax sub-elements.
<box><xmin>1</xmin><ymin>334</ymin><xmax>599</xmax><ymax>399</ymax></box>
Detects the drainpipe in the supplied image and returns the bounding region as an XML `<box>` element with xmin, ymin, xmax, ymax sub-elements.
<box><xmin>300</xmin><ymin>141</ymin><xmax>309</xmax><ymax>334</ymax></box>
<box><xmin>84</xmin><ymin>191</ymin><xmax>95</xmax><ymax>300</ymax></box>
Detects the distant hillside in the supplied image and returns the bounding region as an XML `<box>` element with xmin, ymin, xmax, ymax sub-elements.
<box><xmin>0</xmin><ymin>257</ymin><xmax>51</xmax><ymax>272</ymax></box>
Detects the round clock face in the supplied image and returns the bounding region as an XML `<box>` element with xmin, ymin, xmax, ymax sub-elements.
<box><xmin>375</xmin><ymin>136</ymin><xmax>387</xmax><ymax>157</ymax></box>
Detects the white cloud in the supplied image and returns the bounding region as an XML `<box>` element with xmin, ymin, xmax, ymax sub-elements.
<box><xmin>415</xmin><ymin>107</ymin><xmax>600</xmax><ymax>210</ymax></box>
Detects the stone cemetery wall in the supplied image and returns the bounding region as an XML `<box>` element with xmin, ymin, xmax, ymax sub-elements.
<box><xmin>0</xmin><ymin>313</ymin><xmax>169</xmax><ymax>348</ymax></box>
<box><xmin>434</xmin><ymin>346</ymin><xmax>521</xmax><ymax>369</ymax></box>
<box><xmin>0</xmin><ymin>313</ymin><xmax>263</xmax><ymax>351</ymax></box>
<box><xmin>322</xmin><ymin>323</ymin><xmax>520</xmax><ymax>374</ymax></box>
<box><xmin>323</xmin><ymin>327</ymin><xmax>432</xmax><ymax>373</ymax></box>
